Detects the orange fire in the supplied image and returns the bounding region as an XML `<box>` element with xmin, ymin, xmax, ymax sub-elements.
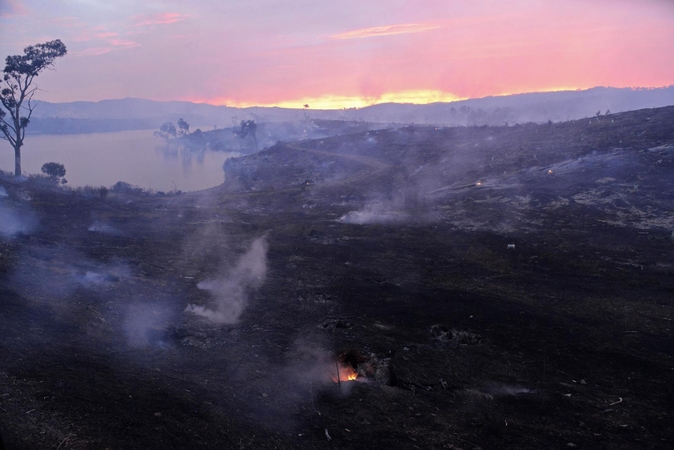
<box><xmin>331</xmin><ymin>364</ymin><xmax>358</xmax><ymax>383</ymax></box>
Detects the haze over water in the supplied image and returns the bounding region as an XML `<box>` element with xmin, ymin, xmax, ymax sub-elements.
<box><xmin>0</xmin><ymin>130</ymin><xmax>237</xmax><ymax>192</ymax></box>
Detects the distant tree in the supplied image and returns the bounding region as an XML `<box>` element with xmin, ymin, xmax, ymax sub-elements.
<box><xmin>605</xmin><ymin>109</ymin><xmax>611</xmax><ymax>115</ymax></box>
<box><xmin>596</xmin><ymin>110</ymin><xmax>602</xmax><ymax>117</ymax></box>
<box><xmin>303</xmin><ymin>104</ymin><xmax>309</xmax><ymax>109</ymax></box>
<box><xmin>153</xmin><ymin>122</ymin><xmax>176</xmax><ymax>144</ymax></box>
<box><xmin>41</xmin><ymin>162</ymin><xmax>67</xmax><ymax>184</ymax></box>
<box><xmin>0</xmin><ymin>39</ymin><xmax>68</xmax><ymax>177</ymax></box>
<box><xmin>177</xmin><ymin>118</ymin><xmax>190</xmax><ymax>137</ymax></box>
<box><xmin>236</xmin><ymin>119</ymin><xmax>258</xmax><ymax>151</ymax></box>
<box><xmin>188</xmin><ymin>128</ymin><xmax>206</xmax><ymax>149</ymax></box>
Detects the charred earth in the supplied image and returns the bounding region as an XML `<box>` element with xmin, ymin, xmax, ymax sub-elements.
<box><xmin>1</xmin><ymin>106</ymin><xmax>673</xmax><ymax>449</ymax></box>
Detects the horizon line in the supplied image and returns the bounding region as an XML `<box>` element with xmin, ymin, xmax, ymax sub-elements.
<box><xmin>35</xmin><ymin>85</ymin><xmax>674</xmax><ymax>110</ymax></box>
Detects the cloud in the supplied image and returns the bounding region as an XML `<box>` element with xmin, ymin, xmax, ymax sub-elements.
<box><xmin>332</xmin><ymin>22</ymin><xmax>440</xmax><ymax>40</ymax></box>
<box><xmin>72</xmin><ymin>31</ymin><xmax>118</xmax><ymax>43</ymax></box>
<box><xmin>48</xmin><ymin>16</ymin><xmax>81</xmax><ymax>26</ymax></box>
<box><xmin>109</xmin><ymin>38</ymin><xmax>139</xmax><ymax>48</ymax></box>
<box><xmin>0</xmin><ymin>0</ymin><xmax>26</xmax><ymax>18</ymax></box>
<box><xmin>97</xmin><ymin>31</ymin><xmax>119</xmax><ymax>39</ymax></box>
<box><xmin>133</xmin><ymin>12</ymin><xmax>189</xmax><ymax>27</ymax></box>
<box><xmin>71</xmin><ymin>39</ymin><xmax>139</xmax><ymax>57</ymax></box>
<box><xmin>71</xmin><ymin>47</ymin><xmax>114</xmax><ymax>57</ymax></box>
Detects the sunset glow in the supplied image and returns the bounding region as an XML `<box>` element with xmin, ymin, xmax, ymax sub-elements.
<box><xmin>189</xmin><ymin>89</ymin><xmax>466</xmax><ymax>109</ymax></box>
<box><xmin>0</xmin><ymin>0</ymin><xmax>672</xmax><ymax>108</ymax></box>
<box><xmin>331</xmin><ymin>23</ymin><xmax>441</xmax><ymax>40</ymax></box>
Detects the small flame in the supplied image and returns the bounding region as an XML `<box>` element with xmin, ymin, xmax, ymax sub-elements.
<box><xmin>476</xmin><ymin>181</ymin><xmax>482</xmax><ymax>186</ymax></box>
<box><xmin>331</xmin><ymin>364</ymin><xmax>358</xmax><ymax>383</ymax></box>
<box><xmin>547</xmin><ymin>169</ymin><xmax>553</xmax><ymax>174</ymax></box>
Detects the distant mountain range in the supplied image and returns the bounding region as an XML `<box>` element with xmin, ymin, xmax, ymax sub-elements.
<box><xmin>28</xmin><ymin>86</ymin><xmax>674</xmax><ymax>135</ymax></box>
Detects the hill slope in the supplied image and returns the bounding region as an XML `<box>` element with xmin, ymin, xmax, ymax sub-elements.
<box><xmin>28</xmin><ymin>86</ymin><xmax>674</xmax><ymax>134</ymax></box>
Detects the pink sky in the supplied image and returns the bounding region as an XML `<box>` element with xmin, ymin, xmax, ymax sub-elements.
<box><xmin>0</xmin><ymin>0</ymin><xmax>673</xmax><ymax>109</ymax></box>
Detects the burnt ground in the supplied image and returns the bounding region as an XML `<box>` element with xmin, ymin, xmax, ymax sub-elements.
<box><xmin>1</xmin><ymin>106</ymin><xmax>673</xmax><ymax>449</ymax></box>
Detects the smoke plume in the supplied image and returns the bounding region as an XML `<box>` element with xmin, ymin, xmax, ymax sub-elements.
<box><xmin>123</xmin><ymin>302</ymin><xmax>173</xmax><ymax>349</ymax></box>
<box><xmin>88</xmin><ymin>220</ymin><xmax>122</xmax><ymax>235</ymax></box>
<box><xmin>0</xmin><ymin>204</ymin><xmax>37</xmax><ymax>238</ymax></box>
<box><xmin>185</xmin><ymin>235</ymin><xmax>269</xmax><ymax>324</ymax></box>
<box><xmin>339</xmin><ymin>200</ymin><xmax>408</xmax><ymax>225</ymax></box>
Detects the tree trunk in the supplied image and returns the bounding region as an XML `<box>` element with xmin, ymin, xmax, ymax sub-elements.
<box><xmin>14</xmin><ymin>145</ymin><xmax>21</xmax><ymax>177</ymax></box>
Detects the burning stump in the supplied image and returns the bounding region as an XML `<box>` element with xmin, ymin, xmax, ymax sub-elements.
<box><xmin>335</xmin><ymin>349</ymin><xmax>395</xmax><ymax>386</ymax></box>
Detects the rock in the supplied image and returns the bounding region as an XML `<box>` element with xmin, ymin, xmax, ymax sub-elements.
<box><xmin>307</xmin><ymin>229</ymin><xmax>325</xmax><ymax>240</ymax></box>
<box><xmin>320</xmin><ymin>318</ymin><xmax>352</xmax><ymax>330</ymax></box>
<box><xmin>374</xmin><ymin>357</ymin><xmax>394</xmax><ymax>386</ymax></box>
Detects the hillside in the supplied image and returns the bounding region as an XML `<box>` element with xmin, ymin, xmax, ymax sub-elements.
<box><xmin>27</xmin><ymin>86</ymin><xmax>674</xmax><ymax>134</ymax></box>
<box><xmin>0</xmin><ymin>106</ymin><xmax>673</xmax><ymax>449</ymax></box>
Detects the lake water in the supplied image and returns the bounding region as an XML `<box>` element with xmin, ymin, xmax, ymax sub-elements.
<box><xmin>0</xmin><ymin>130</ymin><xmax>238</xmax><ymax>192</ymax></box>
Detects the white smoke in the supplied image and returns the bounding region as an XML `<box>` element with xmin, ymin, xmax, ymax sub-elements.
<box><xmin>73</xmin><ymin>263</ymin><xmax>130</xmax><ymax>287</ymax></box>
<box><xmin>88</xmin><ymin>221</ymin><xmax>121</xmax><ymax>235</ymax></box>
<box><xmin>123</xmin><ymin>302</ymin><xmax>172</xmax><ymax>349</ymax></box>
<box><xmin>185</xmin><ymin>235</ymin><xmax>269</xmax><ymax>324</ymax></box>
<box><xmin>339</xmin><ymin>201</ymin><xmax>408</xmax><ymax>225</ymax></box>
<box><xmin>0</xmin><ymin>205</ymin><xmax>37</xmax><ymax>238</ymax></box>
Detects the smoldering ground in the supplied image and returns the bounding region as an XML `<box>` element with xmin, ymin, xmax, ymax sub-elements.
<box><xmin>1</xmin><ymin>106</ymin><xmax>673</xmax><ymax>449</ymax></box>
<box><xmin>8</xmin><ymin>245</ymin><xmax>131</xmax><ymax>300</ymax></box>
<box><xmin>339</xmin><ymin>196</ymin><xmax>411</xmax><ymax>225</ymax></box>
<box><xmin>184</xmin><ymin>333</ymin><xmax>369</xmax><ymax>431</ymax></box>
<box><xmin>0</xmin><ymin>204</ymin><xmax>37</xmax><ymax>238</ymax></box>
<box><xmin>0</xmin><ymin>186</ymin><xmax>38</xmax><ymax>238</ymax></box>
<box><xmin>123</xmin><ymin>301</ymin><xmax>176</xmax><ymax>349</ymax></box>
<box><xmin>88</xmin><ymin>220</ymin><xmax>122</xmax><ymax>235</ymax></box>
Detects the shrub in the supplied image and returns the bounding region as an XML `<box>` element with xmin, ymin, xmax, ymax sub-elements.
<box><xmin>41</xmin><ymin>162</ymin><xmax>67</xmax><ymax>184</ymax></box>
<box><xmin>112</xmin><ymin>181</ymin><xmax>135</xmax><ymax>193</ymax></box>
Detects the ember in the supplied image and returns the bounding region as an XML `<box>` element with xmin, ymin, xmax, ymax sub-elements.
<box><xmin>331</xmin><ymin>363</ymin><xmax>358</xmax><ymax>383</ymax></box>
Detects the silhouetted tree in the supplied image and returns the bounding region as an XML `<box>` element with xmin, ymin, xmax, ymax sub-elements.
<box><xmin>188</xmin><ymin>128</ymin><xmax>206</xmax><ymax>149</ymax></box>
<box><xmin>236</xmin><ymin>119</ymin><xmax>258</xmax><ymax>151</ymax></box>
<box><xmin>41</xmin><ymin>161</ymin><xmax>67</xmax><ymax>184</ymax></box>
<box><xmin>154</xmin><ymin>122</ymin><xmax>176</xmax><ymax>144</ymax></box>
<box><xmin>0</xmin><ymin>39</ymin><xmax>67</xmax><ymax>177</ymax></box>
<box><xmin>177</xmin><ymin>118</ymin><xmax>190</xmax><ymax>137</ymax></box>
